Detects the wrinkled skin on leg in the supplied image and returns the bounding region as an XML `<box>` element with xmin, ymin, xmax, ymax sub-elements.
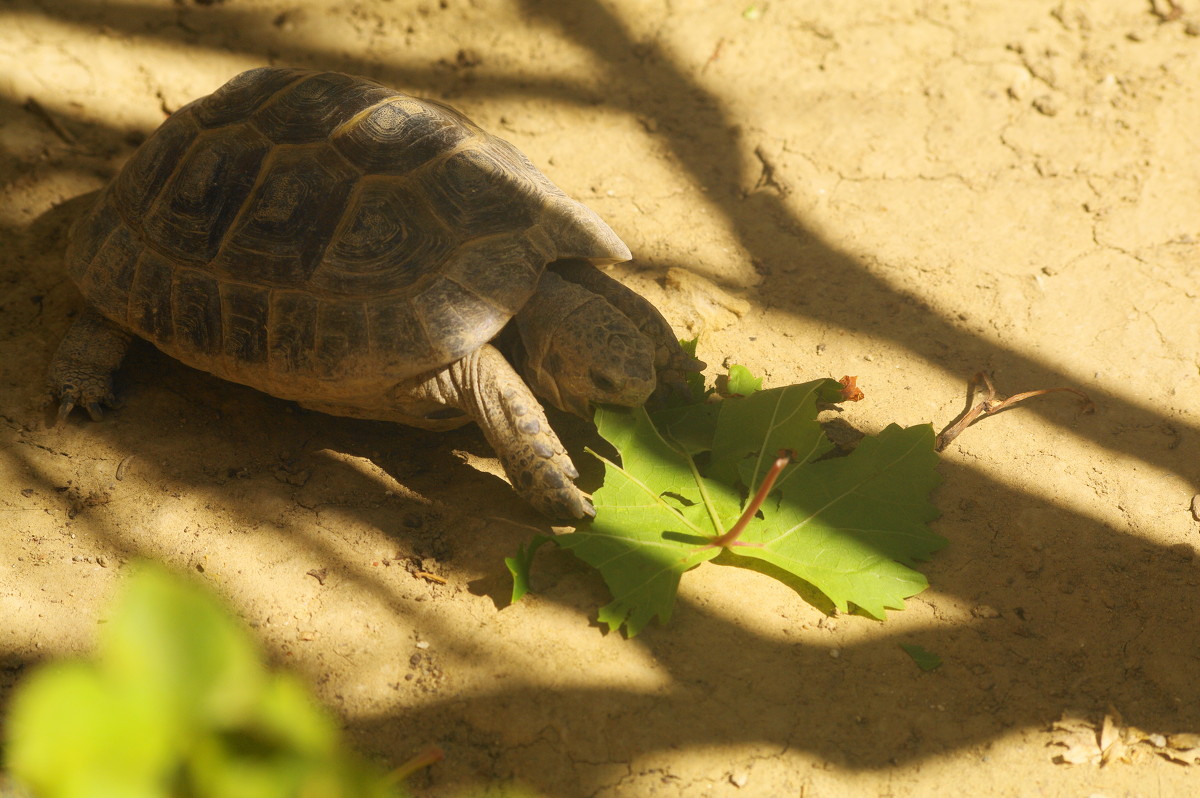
<box><xmin>395</xmin><ymin>343</ymin><xmax>592</xmax><ymax>519</ymax></box>
<box><xmin>47</xmin><ymin>308</ymin><xmax>133</xmax><ymax>424</ymax></box>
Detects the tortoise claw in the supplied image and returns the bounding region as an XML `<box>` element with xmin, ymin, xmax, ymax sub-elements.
<box><xmin>50</xmin><ymin>386</ymin><xmax>118</xmax><ymax>426</ymax></box>
<box><xmin>580</xmin><ymin>496</ymin><xmax>596</xmax><ymax>518</ymax></box>
<box><xmin>55</xmin><ymin>400</ymin><xmax>77</xmax><ymax>428</ymax></box>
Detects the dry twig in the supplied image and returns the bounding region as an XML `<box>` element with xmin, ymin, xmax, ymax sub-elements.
<box><xmin>936</xmin><ymin>372</ymin><xmax>1093</xmax><ymax>451</ymax></box>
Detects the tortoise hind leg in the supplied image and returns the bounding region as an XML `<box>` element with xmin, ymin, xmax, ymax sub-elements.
<box><xmin>400</xmin><ymin>343</ymin><xmax>592</xmax><ymax>519</ymax></box>
<box><xmin>47</xmin><ymin>307</ymin><xmax>133</xmax><ymax>424</ymax></box>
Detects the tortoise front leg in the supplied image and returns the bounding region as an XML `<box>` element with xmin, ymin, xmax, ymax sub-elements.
<box><xmin>401</xmin><ymin>343</ymin><xmax>592</xmax><ymax>519</ymax></box>
<box><xmin>47</xmin><ymin>307</ymin><xmax>133</xmax><ymax>424</ymax></box>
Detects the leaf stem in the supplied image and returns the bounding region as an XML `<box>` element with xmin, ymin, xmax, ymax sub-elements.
<box><xmin>685</xmin><ymin>448</ymin><xmax>726</xmax><ymax>536</ymax></box>
<box><xmin>704</xmin><ymin>449</ymin><xmax>792</xmax><ymax>549</ymax></box>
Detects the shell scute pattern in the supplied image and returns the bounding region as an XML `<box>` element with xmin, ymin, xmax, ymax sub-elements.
<box><xmin>77</xmin><ymin>216</ymin><xmax>140</xmax><ymax>323</ymax></box>
<box><xmin>127</xmin><ymin>249</ymin><xmax>178</xmax><ymax>344</ymax></box>
<box><xmin>483</xmin><ymin>135</ymin><xmax>563</xmax><ymax>197</ymax></box>
<box><xmin>267</xmin><ymin>291</ymin><xmax>320</xmax><ymax>375</ymax></box>
<box><xmin>251</xmin><ymin>72</ymin><xmax>395</xmax><ymax>145</ymax></box>
<box><xmin>364</xmin><ymin>300</ymin><xmax>439</xmax><ymax>374</ymax></box>
<box><xmin>171</xmin><ymin>268</ymin><xmax>223</xmax><ymax>357</ymax></box>
<box><xmin>440</xmin><ymin>235</ymin><xmax>545</xmax><ymax>316</ymax></box>
<box><xmin>421</xmin><ymin>147</ymin><xmax>538</xmax><ymax>239</ymax></box>
<box><xmin>315</xmin><ymin>178</ymin><xmax>454</xmax><ymax>295</ymax></box>
<box><xmin>220</xmin><ymin>282</ymin><xmax>271</xmax><ymax>364</ymax></box>
<box><xmin>140</xmin><ymin>125</ymin><xmax>272</xmax><ymax>265</ymax></box>
<box><xmin>191</xmin><ymin>67</ymin><xmax>307</xmax><ymax>128</ymax></box>
<box><xmin>331</xmin><ymin>97</ymin><xmax>477</xmax><ymax>176</ymax></box>
<box><xmin>314</xmin><ymin>301</ymin><xmax>370</xmax><ymax>375</ymax></box>
<box><xmin>67</xmin><ymin>188</ymin><xmax>122</xmax><ymax>284</ymax></box>
<box><xmin>416</xmin><ymin>276</ymin><xmax>511</xmax><ymax>361</ymax></box>
<box><xmin>211</xmin><ymin>142</ymin><xmax>360</xmax><ymax>287</ymax></box>
<box><xmin>112</xmin><ymin>111</ymin><xmax>199</xmax><ymax>221</ymax></box>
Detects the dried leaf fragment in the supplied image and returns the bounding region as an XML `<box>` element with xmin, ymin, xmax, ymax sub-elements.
<box><xmin>838</xmin><ymin>375</ymin><xmax>864</xmax><ymax>402</ymax></box>
<box><xmin>1049</xmin><ymin>709</ymin><xmax>1200</xmax><ymax>767</ymax></box>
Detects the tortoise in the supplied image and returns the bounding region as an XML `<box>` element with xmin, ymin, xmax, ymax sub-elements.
<box><xmin>48</xmin><ymin>67</ymin><xmax>698</xmax><ymax>519</ymax></box>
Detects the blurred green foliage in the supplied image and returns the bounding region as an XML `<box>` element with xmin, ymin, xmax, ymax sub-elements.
<box><xmin>4</xmin><ymin>563</ymin><xmax>403</xmax><ymax>798</ymax></box>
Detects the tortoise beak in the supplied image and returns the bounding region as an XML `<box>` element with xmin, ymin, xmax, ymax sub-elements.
<box><xmin>560</xmin><ymin>391</ymin><xmax>593</xmax><ymax>419</ymax></box>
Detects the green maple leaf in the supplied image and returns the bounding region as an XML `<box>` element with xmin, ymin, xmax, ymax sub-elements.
<box><xmin>717</xmin><ymin>422</ymin><xmax>942</xmax><ymax>618</ymax></box>
<box><xmin>510</xmin><ymin>375</ymin><xmax>946</xmax><ymax>636</ymax></box>
<box><xmin>554</xmin><ymin>405</ymin><xmax>739</xmax><ymax>637</ymax></box>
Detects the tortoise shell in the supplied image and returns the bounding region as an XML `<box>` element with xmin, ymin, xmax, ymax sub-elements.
<box><xmin>65</xmin><ymin>67</ymin><xmax>630</xmax><ymax>397</ymax></box>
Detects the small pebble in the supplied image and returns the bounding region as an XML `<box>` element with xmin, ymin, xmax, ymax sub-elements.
<box><xmin>829</xmin><ymin>648</ymin><xmax>841</xmax><ymax>659</ymax></box>
<box><xmin>1033</xmin><ymin>94</ymin><xmax>1061</xmax><ymax>116</ymax></box>
<box><xmin>972</xmin><ymin>605</ymin><xmax>1001</xmax><ymax>619</ymax></box>
<box><xmin>1190</xmin><ymin>495</ymin><xmax>1200</xmax><ymax>522</ymax></box>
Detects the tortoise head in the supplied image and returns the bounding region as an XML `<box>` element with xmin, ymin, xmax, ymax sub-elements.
<box><xmin>512</xmin><ymin>293</ymin><xmax>657</xmax><ymax>419</ymax></box>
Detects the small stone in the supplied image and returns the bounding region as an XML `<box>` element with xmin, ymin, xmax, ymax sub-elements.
<box><xmin>1190</xmin><ymin>495</ymin><xmax>1200</xmax><ymax>521</ymax></box>
<box><xmin>416</xmin><ymin>640</ymin><xmax>430</xmax><ymax>650</ymax></box>
<box><xmin>972</xmin><ymin>604</ymin><xmax>1001</xmax><ymax>619</ymax></box>
<box><xmin>729</xmin><ymin>771</ymin><xmax>749</xmax><ymax>788</ymax></box>
<box><xmin>1032</xmin><ymin>94</ymin><xmax>1061</xmax><ymax>116</ymax></box>
<box><xmin>829</xmin><ymin>648</ymin><xmax>841</xmax><ymax>659</ymax></box>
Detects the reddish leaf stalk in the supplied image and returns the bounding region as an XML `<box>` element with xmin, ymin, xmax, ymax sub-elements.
<box><xmin>705</xmin><ymin>449</ymin><xmax>793</xmax><ymax>549</ymax></box>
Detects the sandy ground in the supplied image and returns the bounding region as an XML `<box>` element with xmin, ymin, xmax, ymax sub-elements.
<box><xmin>3</xmin><ymin>0</ymin><xmax>1200</xmax><ymax>795</ymax></box>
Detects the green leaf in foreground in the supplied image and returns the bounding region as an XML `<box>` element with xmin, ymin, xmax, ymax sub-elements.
<box><xmin>899</xmin><ymin>643</ymin><xmax>943</xmax><ymax>672</ymax></box>
<box><xmin>526</xmin><ymin>375</ymin><xmax>945</xmax><ymax>636</ymax></box>
<box><xmin>5</xmin><ymin>563</ymin><xmax>401</xmax><ymax>798</ymax></box>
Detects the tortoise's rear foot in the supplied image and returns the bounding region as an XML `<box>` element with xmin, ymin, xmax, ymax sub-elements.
<box><xmin>47</xmin><ymin>308</ymin><xmax>132</xmax><ymax>425</ymax></box>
